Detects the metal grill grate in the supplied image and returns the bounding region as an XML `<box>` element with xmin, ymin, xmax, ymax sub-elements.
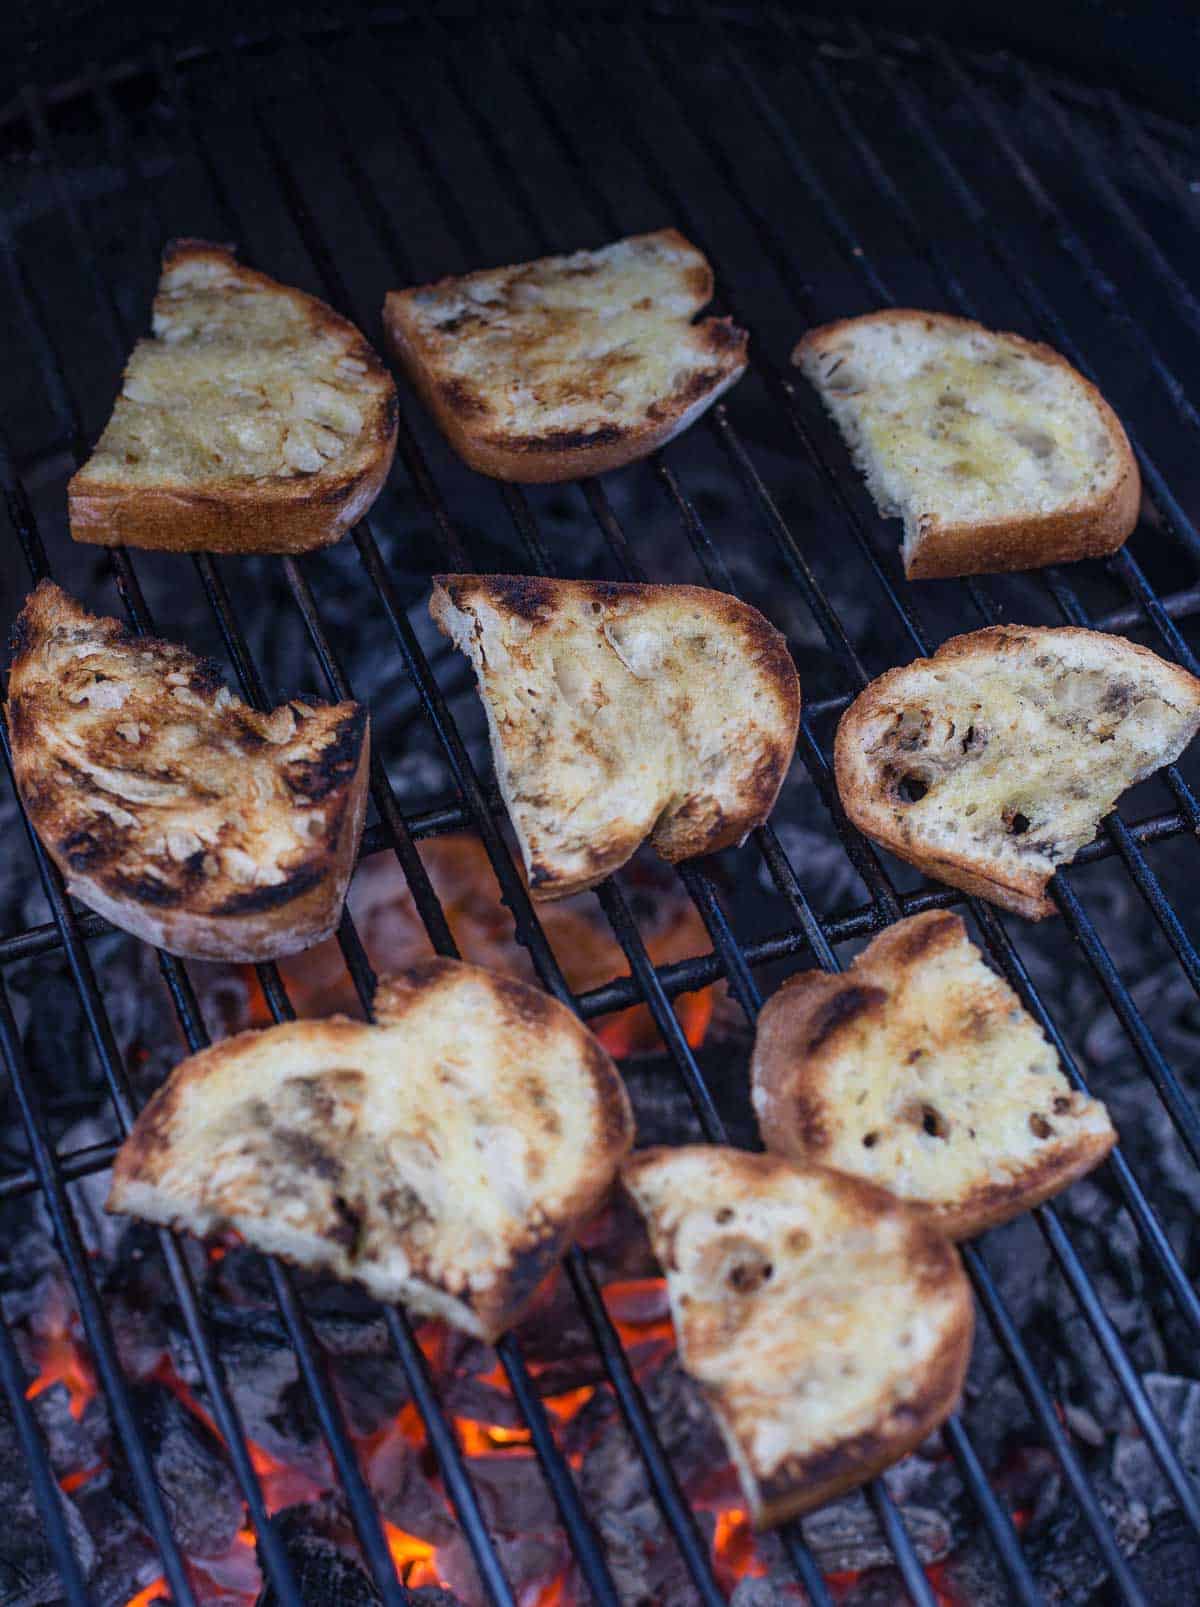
<box><xmin>0</xmin><ymin>11</ymin><xmax>1199</xmax><ymax>1605</ymax></box>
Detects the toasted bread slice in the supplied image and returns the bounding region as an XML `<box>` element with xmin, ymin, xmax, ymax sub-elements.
<box><xmin>835</xmin><ymin>626</ymin><xmax>1200</xmax><ymax>918</ymax></box>
<box><xmin>429</xmin><ymin>575</ymin><xmax>800</xmax><ymax>899</ymax></box>
<box><xmin>794</xmin><ymin>310</ymin><xmax>1139</xmax><ymax>579</ymax></box>
<box><xmin>622</xmin><ymin>1147</ymin><xmax>972</xmax><ymax>1528</ymax></box>
<box><xmin>383</xmin><ymin>228</ymin><xmax>747</xmax><ymax>482</ymax></box>
<box><xmin>108</xmin><ymin>958</ymin><xmax>635</xmax><ymax>1340</ymax></box>
<box><xmin>68</xmin><ymin>240</ymin><xmax>397</xmax><ymax>554</ymax></box>
<box><xmin>752</xmin><ymin>912</ymin><xmax>1116</xmax><ymax>1237</ymax></box>
<box><xmin>7</xmin><ymin>582</ymin><xmax>368</xmax><ymax>961</ymax></box>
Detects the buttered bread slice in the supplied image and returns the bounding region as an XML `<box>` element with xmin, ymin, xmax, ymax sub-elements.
<box><xmin>622</xmin><ymin>1147</ymin><xmax>972</xmax><ymax>1528</ymax></box>
<box><xmin>7</xmin><ymin>582</ymin><xmax>368</xmax><ymax>961</ymax></box>
<box><xmin>108</xmin><ymin>959</ymin><xmax>635</xmax><ymax>1340</ymax></box>
<box><xmin>69</xmin><ymin>240</ymin><xmax>397</xmax><ymax>554</ymax></box>
<box><xmin>794</xmin><ymin>310</ymin><xmax>1139</xmax><ymax>579</ymax></box>
<box><xmin>384</xmin><ymin>228</ymin><xmax>747</xmax><ymax>482</ymax></box>
<box><xmin>835</xmin><ymin>625</ymin><xmax>1200</xmax><ymax>918</ymax></box>
<box><xmin>430</xmin><ymin>575</ymin><xmax>800</xmax><ymax>898</ymax></box>
<box><xmin>753</xmin><ymin>912</ymin><xmax>1116</xmax><ymax>1237</ymax></box>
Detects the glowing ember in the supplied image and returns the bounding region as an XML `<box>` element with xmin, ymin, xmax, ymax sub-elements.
<box><xmin>712</xmin><ymin>1506</ymin><xmax>767</xmax><ymax>1589</ymax></box>
<box><xmin>25</xmin><ymin>1319</ymin><xmax>96</xmax><ymax>1420</ymax></box>
<box><xmin>383</xmin><ymin>1521</ymin><xmax>441</xmax><ymax>1585</ymax></box>
<box><xmin>123</xmin><ymin>1580</ymin><xmax>167</xmax><ymax>1607</ymax></box>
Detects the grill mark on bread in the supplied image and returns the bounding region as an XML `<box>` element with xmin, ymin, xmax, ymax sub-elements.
<box><xmin>7</xmin><ymin>582</ymin><xmax>368</xmax><ymax>961</ymax></box>
<box><xmin>805</xmin><ymin>984</ymin><xmax>887</xmax><ymax>1053</ymax></box>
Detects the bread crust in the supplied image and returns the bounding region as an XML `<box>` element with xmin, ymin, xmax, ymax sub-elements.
<box><xmin>109</xmin><ymin>957</ymin><xmax>635</xmax><ymax>1341</ymax></box>
<box><xmin>69</xmin><ymin>240</ymin><xmax>398</xmax><ymax>555</ymax></box>
<box><xmin>622</xmin><ymin>1146</ymin><xmax>973</xmax><ymax>1527</ymax></box>
<box><xmin>794</xmin><ymin>309</ymin><xmax>1140</xmax><ymax>579</ymax></box>
<box><xmin>7</xmin><ymin>581</ymin><xmax>369</xmax><ymax>961</ymax></box>
<box><xmin>429</xmin><ymin>574</ymin><xmax>800</xmax><ymax>899</ymax></box>
<box><xmin>834</xmin><ymin>625</ymin><xmax>1200</xmax><ymax>919</ymax></box>
<box><xmin>752</xmin><ymin>912</ymin><xmax>1117</xmax><ymax>1237</ymax></box>
<box><xmin>384</xmin><ymin>228</ymin><xmax>747</xmax><ymax>483</ymax></box>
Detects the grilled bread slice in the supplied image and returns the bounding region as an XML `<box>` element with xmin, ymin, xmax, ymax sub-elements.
<box><xmin>383</xmin><ymin>228</ymin><xmax>747</xmax><ymax>482</ymax></box>
<box><xmin>7</xmin><ymin>581</ymin><xmax>368</xmax><ymax>961</ymax></box>
<box><xmin>108</xmin><ymin>958</ymin><xmax>635</xmax><ymax>1340</ymax></box>
<box><xmin>835</xmin><ymin>625</ymin><xmax>1200</xmax><ymax>918</ymax></box>
<box><xmin>69</xmin><ymin>240</ymin><xmax>397</xmax><ymax>554</ymax></box>
<box><xmin>752</xmin><ymin>912</ymin><xmax>1116</xmax><ymax>1237</ymax></box>
<box><xmin>430</xmin><ymin>574</ymin><xmax>800</xmax><ymax>899</ymax></box>
<box><xmin>794</xmin><ymin>310</ymin><xmax>1139</xmax><ymax>579</ymax></box>
<box><xmin>622</xmin><ymin>1147</ymin><xmax>972</xmax><ymax>1528</ymax></box>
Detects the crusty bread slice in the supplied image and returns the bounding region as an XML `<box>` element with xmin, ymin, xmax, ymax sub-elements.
<box><xmin>835</xmin><ymin>625</ymin><xmax>1200</xmax><ymax>918</ymax></box>
<box><xmin>429</xmin><ymin>575</ymin><xmax>800</xmax><ymax>899</ymax></box>
<box><xmin>752</xmin><ymin>912</ymin><xmax>1116</xmax><ymax>1237</ymax></box>
<box><xmin>383</xmin><ymin>228</ymin><xmax>747</xmax><ymax>482</ymax></box>
<box><xmin>69</xmin><ymin>240</ymin><xmax>397</xmax><ymax>554</ymax></box>
<box><xmin>794</xmin><ymin>310</ymin><xmax>1139</xmax><ymax>579</ymax></box>
<box><xmin>108</xmin><ymin>958</ymin><xmax>635</xmax><ymax>1341</ymax></box>
<box><xmin>7</xmin><ymin>581</ymin><xmax>368</xmax><ymax>962</ymax></box>
<box><xmin>622</xmin><ymin>1147</ymin><xmax>972</xmax><ymax>1528</ymax></box>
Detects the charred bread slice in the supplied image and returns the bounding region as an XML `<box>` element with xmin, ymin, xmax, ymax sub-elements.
<box><xmin>383</xmin><ymin>228</ymin><xmax>747</xmax><ymax>482</ymax></box>
<box><xmin>622</xmin><ymin>1147</ymin><xmax>973</xmax><ymax>1528</ymax></box>
<box><xmin>429</xmin><ymin>574</ymin><xmax>800</xmax><ymax>899</ymax></box>
<box><xmin>835</xmin><ymin>625</ymin><xmax>1200</xmax><ymax>918</ymax></box>
<box><xmin>7</xmin><ymin>581</ymin><xmax>368</xmax><ymax>961</ymax></box>
<box><xmin>794</xmin><ymin>310</ymin><xmax>1139</xmax><ymax>579</ymax></box>
<box><xmin>108</xmin><ymin>958</ymin><xmax>635</xmax><ymax>1341</ymax></box>
<box><xmin>752</xmin><ymin>912</ymin><xmax>1116</xmax><ymax>1237</ymax></box>
<box><xmin>69</xmin><ymin>240</ymin><xmax>397</xmax><ymax>554</ymax></box>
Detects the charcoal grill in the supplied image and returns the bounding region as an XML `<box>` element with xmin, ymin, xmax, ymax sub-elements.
<box><xmin>1</xmin><ymin>8</ymin><xmax>1199</xmax><ymax>1604</ymax></box>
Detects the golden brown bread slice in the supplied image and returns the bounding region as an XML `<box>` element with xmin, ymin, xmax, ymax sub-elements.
<box><xmin>69</xmin><ymin>239</ymin><xmax>397</xmax><ymax>554</ymax></box>
<box><xmin>7</xmin><ymin>581</ymin><xmax>368</xmax><ymax>961</ymax></box>
<box><xmin>622</xmin><ymin>1147</ymin><xmax>973</xmax><ymax>1528</ymax></box>
<box><xmin>752</xmin><ymin>912</ymin><xmax>1116</xmax><ymax>1237</ymax></box>
<box><xmin>383</xmin><ymin>228</ymin><xmax>747</xmax><ymax>482</ymax></box>
<box><xmin>108</xmin><ymin>958</ymin><xmax>635</xmax><ymax>1341</ymax></box>
<box><xmin>835</xmin><ymin>625</ymin><xmax>1200</xmax><ymax>918</ymax></box>
<box><xmin>794</xmin><ymin>310</ymin><xmax>1139</xmax><ymax>579</ymax></box>
<box><xmin>429</xmin><ymin>574</ymin><xmax>800</xmax><ymax>899</ymax></box>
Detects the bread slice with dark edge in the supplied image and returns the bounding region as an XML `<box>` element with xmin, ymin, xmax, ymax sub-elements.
<box><xmin>69</xmin><ymin>239</ymin><xmax>398</xmax><ymax>554</ymax></box>
<box><xmin>835</xmin><ymin>625</ymin><xmax>1200</xmax><ymax>919</ymax></box>
<box><xmin>794</xmin><ymin>310</ymin><xmax>1139</xmax><ymax>580</ymax></box>
<box><xmin>752</xmin><ymin>911</ymin><xmax>1116</xmax><ymax>1238</ymax></box>
<box><xmin>621</xmin><ymin>1146</ymin><xmax>973</xmax><ymax>1528</ymax></box>
<box><xmin>7</xmin><ymin>581</ymin><xmax>368</xmax><ymax>962</ymax></box>
<box><xmin>108</xmin><ymin>958</ymin><xmax>635</xmax><ymax>1341</ymax></box>
<box><xmin>429</xmin><ymin>574</ymin><xmax>800</xmax><ymax>899</ymax></box>
<box><xmin>383</xmin><ymin>228</ymin><xmax>747</xmax><ymax>483</ymax></box>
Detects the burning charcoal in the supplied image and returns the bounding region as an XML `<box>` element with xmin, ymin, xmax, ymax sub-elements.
<box><xmin>368</xmin><ymin>1431</ymin><xmax>460</xmax><ymax>1548</ymax></box>
<box><xmin>256</xmin><ymin>1498</ymin><xmax>382</xmax><ymax>1607</ymax></box>
<box><xmin>1025</xmin><ymin>1466</ymin><xmax>1149</xmax><ymax>1602</ymax></box>
<box><xmin>794</xmin><ymin>1490</ymin><xmax>952</xmax><ymax>1575</ymax></box>
<box><xmin>0</xmin><ymin>1396</ymin><xmax>96</xmax><ymax>1596</ymax></box>
<box><xmin>730</xmin><ymin>1583</ymin><xmax>807</xmax><ymax>1607</ymax></box>
<box><xmin>31</xmin><ymin>1380</ymin><xmax>108</xmax><ymax>1480</ymax></box>
<box><xmin>330</xmin><ymin>1351</ymin><xmax>412</xmax><ymax>1438</ymax></box>
<box><xmin>441</xmin><ymin>1375</ymin><xmax>528</xmax><ymax>1430</ymax></box>
<box><xmin>466</xmin><ymin>1455</ymin><xmax>560</xmax><ymax>1535</ymax></box>
<box><xmin>74</xmin><ymin>1476</ymin><xmax>157</xmax><ymax>1606</ymax></box>
<box><xmin>108</xmin><ymin>1382</ymin><xmax>243</xmax><ymax>1558</ymax></box>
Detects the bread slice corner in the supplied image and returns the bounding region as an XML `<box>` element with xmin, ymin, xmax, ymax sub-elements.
<box><xmin>68</xmin><ymin>238</ymin><xmax>397</xmax><ymax>554</ymax></box>
<box><xmin>834</xmin><ymin>625</ymin><xmax>1200</xmax><ymax>918</ymax></box>
<box><xmin>429</xmin><ymin>573</ymin><xmax>800</xmax><ymax>898</ymax></box>
<box><xmin>7</xmin><ymin>580</ymin><xmax>368</xmax><ymax>961</ymax></box>
<box><xmin>621</xmin><ymin>1145</ymin><xmax>972</xmax><ymax>1527</ymax></box>
<box><xmin>752</xmin><ymin>911</ymin><xmax>1116</xmax><ymax>1237</ymax></box>
<box><xmin>108</xmin><ymin>957</ymin><xmax>635</xmax><ymax>1341</ymax></box>
<box><xmin>794</xmin><ymin>310</ymin><xmax>1139</xmax><ymax>579</ymax></box>
<box><xmin>384</xmin><ymin>228</ymin><xmax>747</xmax><ymax>482</ymax></box>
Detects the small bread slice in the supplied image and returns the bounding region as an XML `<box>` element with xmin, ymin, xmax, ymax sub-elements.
<box><xmin>69</xmin><ymin>239</ymin><xmax>397</xmax><ymax>554</ymax></box>
<box><xmin>835</xmin><ymin>625</ymin><xmax>1200</xmax><ymax>918</ymax></box>
<box><xmin>429</xmin><ymin>575</ymin><xmax>800</xmax><ymax>898</ymax></box>
<box><xmin>383</xmin><ymin>228</ymin><xmax>747</xmax><ymax>482</ymax></box>
<box><xmin>7</xmin><ymin>581</ymin><xmax>368</xmax><ymax>962</ymax></box>
<box><xmin>752</xmin><ymin>912</ymin><xmax>1116</xmax><ymax>1238</ymax></box>
<box><xmin>108</xmin><ymin>958</ymin><xmax>635</xmax><ymax>1340</ymax></box>
<box><xmin>622</xmin><ymin>1147</ymin><xmax>972</xmax><ymax>1528</ymax></box>
<box><xmin>794</xmin><ymin>310</ymin><xmax>1139</xmax><ymax>579</ymax></box>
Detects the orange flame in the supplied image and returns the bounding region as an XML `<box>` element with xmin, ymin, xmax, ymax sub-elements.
<box><xmin>712</xmin><ymin>1507</ymin><xmax>767</xmax><ymax>1587</ymax></box>
<box><xmin>123</xmin><ymin>1581</ymin><xmax>167</xmax><ymax>1607</ymax></box>
<box><xmin>384</xmin><ymin>1521</ymin><xmax>441</xmax><ymax>1586</ymax></box>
